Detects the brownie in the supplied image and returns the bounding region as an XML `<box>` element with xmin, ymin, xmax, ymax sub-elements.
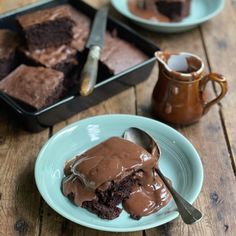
<box><xmin>100</xmin><ymin>31</ymin><xmax>148</xmax><ymax>74</ymax></box>
<box><xmin>62</xmin><ymin>137</ymin><xmax>172</xmax><ymax>220</ymax></box>
<box><xmin>134</xmin><ymin>0</ymin><xmax>190</xmax><ymax>22</ymax></box>
<box><xmin>17</xmin><ymin>5</ymin><xmax>75</xmax><ymax>50</ymax></box>
<box><xmin>68</xmin><ymin>6</ymin><xmax>91</xmax><ymax>52</ymax></box>
<box><xmin>155</xmin><ymin>0</ymin><xmax>191</xmax><ymax>21</ymax></box>
<box><xmin>66</xmin><ymin>6</ymin><xmax>148</xmax><ymax>75</ymax></box>
<box><xmin>19</xmin><ymin>44</ymin><xmax>78</xmax><ymax>75</ymax></box>
<box><xmin>0</xmin><ymin>29</ymin><xmax>19</xmax><ymax>80</ymax></box>
<box><xmin>0</xmin><ymin>65</ymin><xmax>64</xmax><ymax>110</ymax></box>
<box><xmin>82</xmin><ymin>174</ymin><xmax>136</xmax><ymax>219</ymax></box>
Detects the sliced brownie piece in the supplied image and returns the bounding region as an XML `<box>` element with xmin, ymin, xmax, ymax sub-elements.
<box><xmin>65</xmin><ymin>6</ymin><xmax>148</xmax><ymax>75</ymax></box>
<box><xmin>155</xmin><ymin>0</ymin><xmax>191</xmax><ymax>21</ymax></box>
<box><xmin>17</xmin><ymin>5</ymin><xmax>75</xmax><ymax>50</ymax></box>
<box><xmin>0</xmin><ymin>65</ymin><xmax>64</xmax><ymax>110</ymax></box>
<box><xmin>19</xmin><ymin>44</ymin><xmax>78</xmax><ymax>74</ymax></box>
<box><xmin>68</xmin><ymin>5</ymin><xmax>91</xmax><ymax>52</ymax></box>
<box><xmin>0</xmin><ymin>29</ymin><xmax>19</xmax><ymax>80</ymax></box>
<box><xmin>101</xmin><ymin>31</ymin><xmax>148</xmax><ymax>74</ymax></box>
<box><xmin>62</xmin><ymin>137</ymin><xmax>161</xmax><ymax>220</ymax></box>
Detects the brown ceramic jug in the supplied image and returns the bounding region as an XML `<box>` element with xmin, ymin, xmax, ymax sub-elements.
<box><xmin>152</xmin><ymin>51</ymin><xmax>228</xmax><ymax>125</ymax></box>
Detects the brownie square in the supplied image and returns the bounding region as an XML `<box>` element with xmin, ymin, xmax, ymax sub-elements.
<box><xmin>17</xmin><ymin>5</ymin><xmax>75</xmax><ymax>50</ymax></box>
<box><xmin>19</xmin><ymin>44</ymin><xmax>78</xmax><ymax>74</ymax></box>
<box><xmin>63</xmin><ymin>6</ymin><xmax>148</xmax><ymax>75</ymax></box>
<box><xmin>100</xmin><ymin>32</ymin><xmax>148</xmax><ymax>74</ymax></box>
<box><xmin>0</xmin><ymin>65</ymin><xmax>64</xmax><ymax>110</ymax></box>
<box><xmin>68</xmin><ymin>5</ymin><xmax>91</xmax><ymax>52</ymax></box>
<box><xmin>0</xmin><ymin>29</ymin><xmax>19</xmax><ymax>80</ymax></box>
<box><xmin>156</xmin><ymin>0</ymin><xmax>191</xmax><ymax>21</ymax></box>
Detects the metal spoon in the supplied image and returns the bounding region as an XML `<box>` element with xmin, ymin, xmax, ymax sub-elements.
<box><xmin>122</xmin><ymin>127</ymin><xmax>203</xmax><ymax>225</ymax></box>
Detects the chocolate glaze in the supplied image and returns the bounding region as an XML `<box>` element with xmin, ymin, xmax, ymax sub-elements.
<box><xmin>123</xmin><ymin>169</ymin><xmax>171</xmax><ymax>217</ymax></box>
<box><xmin>62</xmin><ymin>137</ymin><xmax>172</xmax><ymax>218</ymax></box>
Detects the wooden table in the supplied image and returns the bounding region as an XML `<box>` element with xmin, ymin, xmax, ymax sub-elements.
<box><xmin>1</xmin><ymin>0</ymin><xmax>236</xmax><ymax>235</ymax></box>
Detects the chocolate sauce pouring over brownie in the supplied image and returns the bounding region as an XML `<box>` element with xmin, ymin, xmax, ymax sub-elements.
<box><xmin>128</xmin><ymin>0</ymin><xmax>170</xmax><ymax>22</ymax></box>
<box><xmin>62</xmin><ymin>137</ymin><xmax>171</xmax><ymax>219</ymax></box>
<box><xmin>128</xmin><ymin>0</ymin><xmax>191</xmax><ymax>23</ymax></box>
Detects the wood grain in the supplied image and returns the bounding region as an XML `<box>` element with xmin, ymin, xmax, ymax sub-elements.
<box><xmin>0</xmin><ymin>110</ymin><xmax>49</xmax><ymax>236</ymax></box>
<box><xmin>39</xmin><ymin>88</ymin><xmax>140</xmax><ymax>236</ymax></box>
<box><xmin>136</xmin><ymin>13</ymin><xmax>236</xmax><ymax>236</ymax></box>
<box><xmin>0</xmin><ymin>0</ymin><xmax>236</xmax><ymax>235</ymax></box>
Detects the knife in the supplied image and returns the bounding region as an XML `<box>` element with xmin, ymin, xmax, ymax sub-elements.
<box><xmin>79</xmin><ymin>7</ymin><xmax>108</xmax><ymax>96</ymax></box>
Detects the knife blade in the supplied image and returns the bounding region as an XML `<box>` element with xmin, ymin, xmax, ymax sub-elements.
<box><xmin>79</xmin><ymin>7</ymin><xmax>108</xmax><ymax>96</ymax></box>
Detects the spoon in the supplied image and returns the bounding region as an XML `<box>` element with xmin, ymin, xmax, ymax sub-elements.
<box><xmin>122</xmin><ymin>127</ymin><xmax>203</xmax><ymax>225</ymax></box>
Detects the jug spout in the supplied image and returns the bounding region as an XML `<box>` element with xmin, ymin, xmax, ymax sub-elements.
<box><xmin>155</xmin><ymin>51</ymin><xmax>170</xmax><ymax>71</ymax></box>
<box><xmin>154</xmin><ymin>51</ymin><xmax>204</xmax><ymax>80</ymax></box>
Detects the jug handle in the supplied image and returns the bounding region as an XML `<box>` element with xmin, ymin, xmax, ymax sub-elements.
<box><xmin>201</xmin><ymin>73</ymin><xmax>228</xmax><ymax>115</ymax></box>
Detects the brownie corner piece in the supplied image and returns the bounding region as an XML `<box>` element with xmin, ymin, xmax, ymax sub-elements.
<box><xmin>17</xmin><ymin>5</ymin><xmax>75</xmax><ymax>50</ymax></box>
<box><xmin>0</xmin><ymin>64</ymin><xmax>64</xmax><ymax>110</ymax></box>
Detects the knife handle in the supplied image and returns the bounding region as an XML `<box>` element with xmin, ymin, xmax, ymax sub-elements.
<box><xmin>80</xmin><ymin>45</ymin><xmax>101</xmax><ymax>96</ymax></box>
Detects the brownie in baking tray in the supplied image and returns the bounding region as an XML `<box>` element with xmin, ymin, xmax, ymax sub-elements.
<box><xmin>0</xmin><ymin>29</ymin><xmax>19</xmax><ymax>80</ymax></box>
<box><xmin>19</xmin><ymin>44</ymin><xmax>78</xmax><ymax>75</ymax></box>
<box><xmin>0</xmin><ymin>65</ymin><xmax>64</xmax><ymax>110</ymax></box>
<box><xmin>101</xmin><ymin>31</ymin><xmax>148</xmax><ymax>75</ymax></box>
<box><xmin>0</xmin><ymin>0</ymin><xmax>159</xmax><ymax>132</ymax></box>
<box><xmin>17</xmin><ymin>5</ymin><xmax>75</xmax><ymax>50</ymax></box>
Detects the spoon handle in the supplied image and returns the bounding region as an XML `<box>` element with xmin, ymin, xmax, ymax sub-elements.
<box><xmin>156</xmin><ymin>168</ymin><xmax>202</xmax><ymax>224</ymax></box>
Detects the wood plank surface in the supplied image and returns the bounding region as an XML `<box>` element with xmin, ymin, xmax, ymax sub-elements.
<box><xmin>201</xmin><ymin>0</ymin><xmax>236</xmax><ymax>172</ymax></box>
<box><xmin>0</xmin><ymin>109</ymin><xmax>49</xmax><ymax>235</ymax></box>
<box><xmin>39</xmin><ymin>88</ymin><xmax>141</xmax><ymax>236</ymax></box>
<box><xmin>136</xmin><ymin>25</ymin><xmax>236</xmax><ymax>235</ymax></box>
<box><xmin>0</xmin><ymin>0</ymin><xmax>236</xmax><ymax>236</ymax></box>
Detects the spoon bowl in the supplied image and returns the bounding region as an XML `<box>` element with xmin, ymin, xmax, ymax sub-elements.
<box><xmin>122</xmin><ymin>127</ymin><xmax>203</xmax><ymax>225</ymax></box>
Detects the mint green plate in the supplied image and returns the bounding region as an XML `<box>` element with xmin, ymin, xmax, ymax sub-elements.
<box><xmin>35</xmin><ymin>115</ymin><xmax>203</xmax><ymax>232</ymax></box>
<box><xmin>111</xmin><ymin>0</ymin><xmax>224</xmax><ymax>33</ymax></box>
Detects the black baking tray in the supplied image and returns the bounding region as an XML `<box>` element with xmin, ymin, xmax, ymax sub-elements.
<box><xmin>0</xmin><ymin>0</ymin><xmax>159</xmax><ymax>132</ymax></box>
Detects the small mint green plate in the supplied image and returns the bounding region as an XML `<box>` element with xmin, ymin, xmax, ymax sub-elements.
<box><xmin>35</xmin><ymin>114</ymin><xmax>203</xmax><ymax>232</ymax></box>
<box><xmin>111</xmin><ymin>0</ymin><xmax>224</xmax><ymax>33</ymax></box>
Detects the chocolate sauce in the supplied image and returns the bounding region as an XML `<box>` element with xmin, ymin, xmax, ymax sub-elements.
<box><xmin>123</xmin><ymin>170</ymin><xmax>171</xmax><ymax>217</ymax></box>
<box><xmin>62</xmin><ymin>137</ymin><xmax>172</xmax><ymax>218</ymax></box>
<box><xmin>128</xmin><ymin>0</ymin><xmax>170</xmax><ymax>22</ymax></box>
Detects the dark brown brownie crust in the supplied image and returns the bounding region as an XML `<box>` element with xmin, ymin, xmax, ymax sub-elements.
<box><xmin>17</xmin><ymin>6</ymin><xmax>75</xmax><ymax>50</ymax></box>
<box><xmin>70</xmin><ymin>175</ymin><xmax>137</xmax><ymax>220</ymax></box>
<box><xmin>0</xmin><ymin>65</ymin><xmax>64</xmax><ymax>110</ymax></box>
